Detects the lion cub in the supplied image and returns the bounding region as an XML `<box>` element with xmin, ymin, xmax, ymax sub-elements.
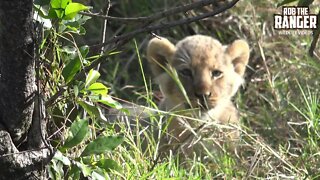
<box><xmin>147</xmin><ymin>35</ymin><xmax>250</xmax><ymax>155</ymax></box>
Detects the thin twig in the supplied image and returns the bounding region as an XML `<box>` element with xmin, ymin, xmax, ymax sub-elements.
<box><xmin>99</xmin><ymin>0</ymin><xmax>239</xmax><ymax>48</ymax></box>
<box><xmin>100</xmin><ymin>0</ymin><xmax>111</xmax><ymax>54</ymax></box>
<box><xmin>80</xmin><ymin>0</ymin><xmax>222</xmax><ymax>23</ymax></box>
<box><xmin>97</xmin><ymin>0</ymin><xmax>111</xmax><ymax>70</ymax></box>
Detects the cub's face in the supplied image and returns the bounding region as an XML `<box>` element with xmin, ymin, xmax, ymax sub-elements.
<box><xmin>147</xmin><ymin>35</ymin><xmax>249</xmax><ymax>110</ymax></box>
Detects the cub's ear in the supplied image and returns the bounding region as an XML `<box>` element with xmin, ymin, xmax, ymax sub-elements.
<box><xmin>147</xmin><ymin>37</ymin><xmax>176</xmax><ymax>77</ymax></box>
<box><xmin>226</xmin><ymin>40</ymin><xmax>250</xmax><ymax>76</ymax></box>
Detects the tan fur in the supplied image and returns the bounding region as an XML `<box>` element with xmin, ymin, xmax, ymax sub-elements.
<box><xmin>147</xmin><ymin>35</ymin><xmax>250</xmax><ymax>156</ymax></box>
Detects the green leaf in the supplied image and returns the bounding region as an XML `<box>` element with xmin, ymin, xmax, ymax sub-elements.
<box><xmin>87</xmin><ymin>83</ymin><xmax>108</xmax><ymax>95</ymax></box>
<box><xmin>64</xmin><ymin>3</ymin><xmax>89</xmax><ymax>20</ymax></box>
<box><xmin>62</xmin><ymin>45</ymin><xmax>77</xmax><ymax>54</ymax></box>
<box><xmin>81</xmin><ymin>135</ymin><xmax>124</xmax><ymax>156</ymax></box>
<box><xmin>68</xmin><ymin>165</ymin><xmax>81</xmax><ymax>179</ymax></box>
<box><xmin>62</xmin><ymin>57</ymin><xmax>81</xmax><ymax>83</ymax></box>
<box><xmin>53</xmin><ymin>150</ymin><xmax>71</xmax><ymax>166</ymax></box>
<box><xmin>47</xmin><ymin>8</ymin><xmax>59</xmax><ymax>19</ymax></box>
<box><xmin>58</xmin><ymin>23</ymin><xmax>67</xmax><ymax>32</ymax></box>
<box><xmin>61</xmin><ymin>46</ymin><xmax>77</xmax><ymax>61</ymax></box>
<box><xmin>79</xmin><ymin>26</ymin><xmax>86</xmax><ymax>35</ymax></box>
<box><xmin>74</xmin><ymin>85</ymin><xmax>79</xmax><ymax>97</ymax></box>
<box><xmin>49</xmin><ymin>159</ymin><xmax>64</xmax><ymax>179</ymax></box>
<box><xmin>91</xmin><ymin>171</ymin><xmax>105</xmax><ymax>180</ymax></box>
<box><xmin>96</xmin><ymin>95</ymin><xmax>122</xmax><ymax>109</ymax></box>
<box><xmin>76</xmin><ymin>81</ymin><xmax>85</xmax><ymax>92</ymax></box>
<box><xmin>60</xmin><ymin>21</ymin><xmax>87</xmax><ymax>34</ymax></box>
<box><xmin>78</xmin><ymin>101</ymin><xmax>107</xmax><ymax>121</ymax></box>
<box><xmin>78</xmin><ymin>100</ymin><xmax>97</xmax><ymax>117</ymax></box>
<box><xmin>63</xmin><ymin>119</ymin><xmax>88</xmax><ymax>148</ymax></box>
<box><xmin>97</xmin><ymin>158</ymin><xmax>122</xmax><ymax>172</ymax></box>
<box><xmin>75</xmin><ymin>161</ymin><xmax>92</xmax><ymax>177</ymax></box>
<box><xmin>51</xmin><ymin>0</ymin><xmax>71</xmax><ymax>9</ymax></box>
<box><xmin>64</xmin><ymin>21</ymin><xmax>80</xmax><ymax>32</ymax></box>
<box><xmin>62</xmin><ymin>13</ymin><xmax>91</xmax><ymax>25</ymax></box>
<box><xmin>85</xmin><ymin>69</ymin><xmax>100</xmax><ymax>88</ymax></box>
<box><xmin>79</xmin><ymin>45</ymin><xmax>89</xmax><ymax>58</ymax></box>
<box><xmin>54</xmin><ymin>9</ymin><xmax>64</xmax><ymax>18</ymax></box>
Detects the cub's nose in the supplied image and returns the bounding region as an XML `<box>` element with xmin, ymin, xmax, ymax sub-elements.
<box><xmin>194</xmin><ymin>92</ymin><xmax>212</xmax><ymax>99</ymax></box>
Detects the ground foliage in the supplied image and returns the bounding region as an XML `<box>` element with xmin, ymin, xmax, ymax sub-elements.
<box><xmin>34</xmin><ymin>0</ymin><xmax>320</xmax><ymax>179</ymax></box>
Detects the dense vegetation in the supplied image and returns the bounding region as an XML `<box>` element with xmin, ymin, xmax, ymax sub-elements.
<box><xmin>33</xmin><ymin>0</ymin><xmax>320</xmax><ymax>179</ymax></box>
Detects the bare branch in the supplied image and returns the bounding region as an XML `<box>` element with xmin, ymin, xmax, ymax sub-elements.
<box><xmin>99</xmin><ymin>0</ymin><xmax>239</xmax><ymax>47</ymax></box>
<box><xmin>97</xmin><ymin>0</ymin><xmax>112</xmax><ymax>71</ymax></box>
<box><xmin>80</xmin><ymin>0</ymin><xmax>223</xmax><ymax>23</ymax></box>
<box><xmin>100</xmin><ymin>0</ymin><xmax>111</xmax><ymax>53</ymax></box>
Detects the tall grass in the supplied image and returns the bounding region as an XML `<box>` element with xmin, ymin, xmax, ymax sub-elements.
<box><xmin>87</xmin><ymin>0</ymin><xmax>320</xmax><ymax>178</ymax></box>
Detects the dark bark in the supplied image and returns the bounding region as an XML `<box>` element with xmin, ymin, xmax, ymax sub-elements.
<box><xmin>0</xmin><ymin>0</ymin><xmax>51</xmax><ymax>179</ymax></box>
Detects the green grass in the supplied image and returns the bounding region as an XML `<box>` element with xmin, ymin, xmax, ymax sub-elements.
<box><xmin>100</xmin><ymin>0</ymin><xmax>320</xmax><ymax>178</ymax></box>
<box><xmin>49</xmin><ymin>0</ymin><xmax>320</xmax><ymax>179</ymax></box>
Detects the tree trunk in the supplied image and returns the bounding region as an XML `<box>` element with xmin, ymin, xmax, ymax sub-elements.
<box><xmin>0</xmin><ymin>0</ymin><xmax>51</xmax><ymax>179</ymax></box>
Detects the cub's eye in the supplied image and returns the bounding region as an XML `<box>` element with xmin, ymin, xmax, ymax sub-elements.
<box><xmin>211</xmin><ymin>70</ymin><xmax>223</xmax><ymax>79</ymax></box>
<box><xmin>179</xmin><ymin>68</ymin><xmax>192</xmax><ymax>77</ymax></box>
